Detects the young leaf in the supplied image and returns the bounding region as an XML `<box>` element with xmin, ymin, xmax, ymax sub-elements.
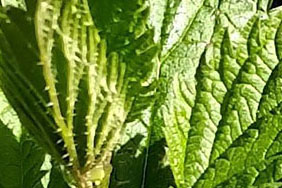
<box><xmin>0</xmin><ymin>0</ymin><xmax>159</xmax><ymax>186</ymax></box>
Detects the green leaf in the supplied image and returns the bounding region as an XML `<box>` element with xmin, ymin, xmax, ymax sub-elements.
<box><xmin>110</xmin><ymin>135</ymin><xmax>176</xmax><ymax>188</ymax></box>
<box><xmin>0</xmin><ymin>120</ymin><xmax>46</xmax><ymax>188</ymax></box>
<box><xmin>0</xmin><ymin>89</ymin><xmax>21</xmax><ymax>138</ymax></box>
<box><xmin>48</xmin><ymin>163</ymin><xmax>69</xmax><ymax>188</ymax></box>
<box><xmin>153</xmin><ymin>0</ymin><xmax>282</xmax><ymax>187</ymax></box>
<box><xmin>110</xmin><ymin>134</ymin><xmax>146</xmax><ymax>188</ymax></box>
<box><xmin>0</xmin><ymin>0</ymin><xmax>26</xmax><ymax>10</ymax></box>
<box><xmin>109</xmin><ymin>1</ymin><xmax>280</xmax><ymax>188</ymax></box>
<box><xmin>2</xmin><ymin>0</ymin><xmax>282</xmax><ymax>187</ymax></box>
<box><xmin>153</xmin><ymin>0</ymin><xmax>261</xmax><ymax>186</ymax></box>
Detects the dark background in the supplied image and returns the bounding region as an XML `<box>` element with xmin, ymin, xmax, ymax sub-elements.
<box><xmin>272</xmin><ymin>0</ymin><xmax>282</xmax><ymax>8</ymax></box>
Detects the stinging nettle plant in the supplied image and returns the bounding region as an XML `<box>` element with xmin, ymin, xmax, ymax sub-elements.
<box><xmin>0</xmin><ymin>0</ymin><xmax>158</xmax><ymax>187</ymax></box>
<box><xmin>1</xmin><ymin>0</ymin><xmax>282</xmax><ymax>188</ymax></box>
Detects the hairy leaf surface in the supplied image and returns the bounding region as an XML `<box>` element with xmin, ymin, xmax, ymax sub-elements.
<box><xmin>1</xmin><ymin>0</ymin><xmax>282</xmax><ymax>187</ymax></box>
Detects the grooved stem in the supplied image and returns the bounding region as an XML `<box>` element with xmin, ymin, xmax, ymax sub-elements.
<box><xmin>35</xmin><ymin>0</ymin><xmax>79</xmax><ymax>168</ymax></box>
<box><xmin>86</xmin><ymin>28</ymin><xmax>99</xmax><ymax>165</ymax></box>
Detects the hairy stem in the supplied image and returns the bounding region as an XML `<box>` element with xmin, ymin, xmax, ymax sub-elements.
<box><xmin>35</xmin><ymin>0</ymin><xmax>79</xmax><ymax>168</ymax></box>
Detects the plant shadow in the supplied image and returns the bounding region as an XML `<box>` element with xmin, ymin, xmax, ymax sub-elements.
<box><xmin>110</xmin><ymin>135</ymin><xmax>176</xmax><ymax>188</ymax></box>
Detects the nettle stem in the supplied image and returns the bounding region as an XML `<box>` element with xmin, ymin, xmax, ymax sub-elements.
<box><xmin>72</xmin><ymin>163</ymin><xmax>112</xmax><ymax>188</ymax></box>
<box><xmin>35</xmin><ymin>0</ymin><xmax>133</xmax><ymax>187</ymax></box>
<box><xmin>35</xmin><ymin>0</ymin><xmax>80</xmax><ymax>168</ymax></box>
<box><xmin>74</xmin><ymin>172</ymin><xmax>93</xmax><ymax>188</ymax></box>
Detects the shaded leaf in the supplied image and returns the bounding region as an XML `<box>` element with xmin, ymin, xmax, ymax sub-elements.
<box><xmin>0</xmin><ymin>120</ymin><xmax>46</xmax><ymax>188</ymax></box>
<box><xmin>48</xmin><ymin>162</ymin><xmax>69</xmax><ymax>188</ymax></box>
